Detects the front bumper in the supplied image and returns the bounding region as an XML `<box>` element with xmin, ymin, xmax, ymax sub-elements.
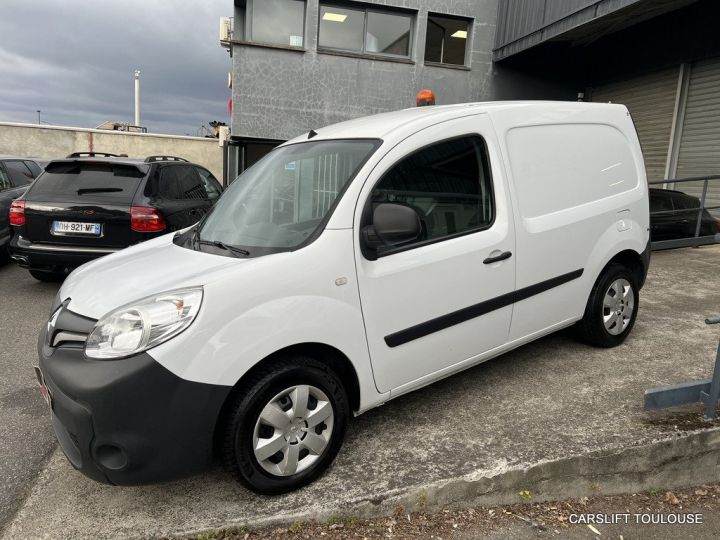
<box><xmin>10</xmin><ymin>235</ymin><xmax>120</xmax><ymax>272</ymax></box>
<box><xmin>37</xmin><ymin>307</ymin><xmax>232</xmax><ymax>485</ymax></box>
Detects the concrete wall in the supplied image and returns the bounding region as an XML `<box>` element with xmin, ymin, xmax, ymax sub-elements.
<box><xmin>230</xmin><ymin>0</ymin><xmax>574</xmax><ymax>141</ymax></box>
<box><xmin>0</xmin><ymin>122</ymin><xmax>223</xmax><ymax>179</ymax></box>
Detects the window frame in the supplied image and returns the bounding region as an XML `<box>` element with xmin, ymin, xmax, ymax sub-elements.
<box><xmin>0</xmin><ymin>163</ymin><xmax>11</xmax><ymax>192</ymax></box>
<box><xmin>317</xmin><ymin>2</ymin><xmax>415</xmax><ymax>61</ymax></box>
<box><xmin>23</xmin><ymin>160</ymin><xmax>42</xmax><ymax>178</ymax></box>
<box><xmin>157</xmin><ymin>164</ymin><xmax>208</xmax><ymax>201</ymax></box>
<box><xmin>360</xmin><ymin>134</ymin><xmax>496</xmax><ymax>260</ymax></box>
<box><xmin>244</xmin><ymin>0</ymin><xmax>308</xmax><ymax>50</ymax></box>
<box><xmin>424</xmin><ymin>13</ymin><xmax>472</xmax><ymax>68</ymax></box>
<box><xmin>196</xmin><ymin>166</ymin><xmax>224</xmax><ymax>202</ymax></box>
<box><xmin>4</xmin><ymin>159</ymin><xmax>35</xmax><ymax>187</ymax></box>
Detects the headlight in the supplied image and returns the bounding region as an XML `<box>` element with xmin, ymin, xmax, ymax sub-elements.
<box><xmin>85</xmin><ymin>288</ymin><xmax>203</xmax><ymax>359</ymax></box>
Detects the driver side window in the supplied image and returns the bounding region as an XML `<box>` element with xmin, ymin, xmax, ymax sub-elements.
<box><xmin>370</xmin><ymin>135</ymin><xmax>494</xmax><ymax>255</ymax></box>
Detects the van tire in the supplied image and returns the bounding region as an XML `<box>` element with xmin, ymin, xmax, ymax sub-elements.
<box><xmin>220</xmin><ymin>356</ymin><xmax>349</xmax><ymax>495</ymax></box>
<box><xmin>576</xmin><ymin>263</ymin><xmax>639</xmax><ymax>348</ymax></box>
<box><xmin>29</xmin><ymin>269</ymin><xmax>65</xmax><ymax>283</ymax></box>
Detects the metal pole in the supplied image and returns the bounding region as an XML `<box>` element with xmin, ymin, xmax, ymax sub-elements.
<box><xmin>703</xmin><ymin>336</ymin><xmax>720</xmax><ymax>420</ymax></box>
<box><xmin>36</xmin><ymin>110</ymin><xmax>40</xmax><ymax>124</ymax></box>
<box><xmin>694</xmin><ymin>179</ymin><xmax>709</xmax><ymax>238</ymax></box>
<box><xmin>134</xmin><ymin>70</ymin><xmax>141</xmax><ymax>127</ymax></box>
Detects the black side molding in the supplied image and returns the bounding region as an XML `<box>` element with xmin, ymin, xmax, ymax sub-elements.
<box><xmin>384</xmin><ymin>269</ymin><xmax>584</xmax><ymax>348</ymax></box>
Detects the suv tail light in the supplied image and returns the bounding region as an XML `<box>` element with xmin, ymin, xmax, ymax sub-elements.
<box><xmin>9</xmin><ymin>200</ymin><xmax>25</xmax><ymax>226</ymax></box>
<box><xmin>130</xmin><ymin>206</ymin><xmax>166</xmax><ymax>232</ymax></box>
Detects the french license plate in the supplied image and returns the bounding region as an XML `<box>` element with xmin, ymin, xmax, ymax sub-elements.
<box><xmin>52</xmin><ymin>221</ymin><xmax>101</xmax><ymax>236</ymax></box>
<box><xmin>33</xmin><ymin>366</ymin><xmax>52</xmax><ymax>408</ymax></box>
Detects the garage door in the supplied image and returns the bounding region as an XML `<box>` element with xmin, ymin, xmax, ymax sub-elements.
<box><xmin>675</xmin><ymin>57</ymin><xmax>720</xmax><ymax>215</ymax></box>
<box><xmin>590</xmin><ymin>67</ymin><xmax>679</xmax><ymax>181</ymax></box>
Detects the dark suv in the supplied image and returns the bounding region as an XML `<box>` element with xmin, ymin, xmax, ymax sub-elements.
<box><xmin>649</xmin><ymin>187</ymin><xmax>720</xmax><ymax>242</ymax></box>
<box><xmin>9</xmin><ymin>152</ymin><xmax>223</xmax><ymax>281</ymax></box>
<box><xmin>1</xmin><ymin>156</ymin><xmax>44</xmax><ymax>259</ymax></box>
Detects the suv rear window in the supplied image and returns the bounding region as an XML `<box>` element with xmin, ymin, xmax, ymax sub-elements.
<box><xmin>28</xmin><ymin>162</ymin><xmax>146</xmax><ymax>203</ymax></box>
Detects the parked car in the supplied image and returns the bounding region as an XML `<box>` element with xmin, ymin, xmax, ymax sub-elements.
<box><xmin>649</xmin><ymin>187</ymin><xmax>720</xmax><ymax>241</ymax></box>
<box><xmin>0</xmin><ymin>156</ymin><xmax>44</xmax><ymax>260</ymax></box>
<box><xmin>9</xmin><ymin>152</ymin><xmax>223</xmax><ymax>281</ymax></box>
<box><xmin>36</xmin><ymin>103</ymin><xmax>649</xmax><ymax>494</ymax></box>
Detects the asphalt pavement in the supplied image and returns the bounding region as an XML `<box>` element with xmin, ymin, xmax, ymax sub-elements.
<box><xmin>2</xmin><ymin>246</ymin><xmax>720</xmax><ymax>539</ymax></box>
<box><xmin>0</xmin><ymin>262</ymin><xmax>59</xmax><ymax>530</ymax></box>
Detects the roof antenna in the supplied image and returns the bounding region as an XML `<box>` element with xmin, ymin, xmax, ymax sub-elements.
<box><xmin>308</xmin><ymin>129</ymin><xmax>318</xmax><ymax>139</ymax></box>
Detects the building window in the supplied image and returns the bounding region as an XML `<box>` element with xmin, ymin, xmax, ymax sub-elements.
<box><xmin>319</xmin><ymin>3</ymin><xmax>413</xmax><ymax>58</ymax></box>
<box><xmin>370</xmin><ymin>136</ymin><xmax>494</xmax><ymax>255</ymax></box>
<box><xmin>243</xmin><ymin>0</ymin><xmax>306</xmax><ymax>47</ymax></box>
<box><xmin>424</xmin><ymin>14</ymin><xmax>470</xmax><ymax>66</ymax></box>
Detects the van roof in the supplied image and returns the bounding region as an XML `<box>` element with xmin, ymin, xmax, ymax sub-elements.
<box><xmin>283</xmin><ymin>101</ymin><xmax>630</xmax><ymax>147</ymax></box>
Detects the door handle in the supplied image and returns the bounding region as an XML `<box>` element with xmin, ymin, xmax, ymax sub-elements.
<box><xmin>483</xmin><ymin>251</ymin><xmax>512</xmax><ymax>264</ymax></box>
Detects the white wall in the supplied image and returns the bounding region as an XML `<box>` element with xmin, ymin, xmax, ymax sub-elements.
<box><xmin>0</xmin><ymin>122</ymin><xmax>223</xmax><ymax>179</ymax></box>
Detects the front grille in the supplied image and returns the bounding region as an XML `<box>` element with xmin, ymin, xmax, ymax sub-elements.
<box><xmin>48</xmin><ymin>302</ymin><xmax>96</xmax><ymax>349</ymax></box>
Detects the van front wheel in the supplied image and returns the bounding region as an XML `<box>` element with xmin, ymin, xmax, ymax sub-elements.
<box><xmin>576</xmin><ymin>263</ymin><xmax>639</xmax><ymax>347</ymax></box>
<box><xmin>221</xmin><ymin>357</ymin><xmax>349</xmax><ymax>494</ymax></box>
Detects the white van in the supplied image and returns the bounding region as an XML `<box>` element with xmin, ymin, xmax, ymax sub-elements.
<box><xmin>37</xmin><ymin>102</ymin><xmax>650</xmax><ymax>494</ymax></box>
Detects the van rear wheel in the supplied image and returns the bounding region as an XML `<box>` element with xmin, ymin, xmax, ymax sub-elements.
<box><xmin>576</xmin><ymin>263</ymin><xmax>638</xmax><ymax>347</ymax></box>
<box><xmin>220</xmin><ymin>357</ymin><xmax>349</xmax><ymax>494</ymax></box>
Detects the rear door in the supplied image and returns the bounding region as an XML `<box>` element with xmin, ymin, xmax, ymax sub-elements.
<box><xmin>22</xmin><ymin>161</ymin><xmax>146</xmax><ymax>248</ymax></box>
<box><xmin>671</xmin><ymin>192</ymin><xmax>709</xmax><ymax>237</ymax></box>
<box><xmin>153</xmin><ymin>165</ymin><xmax>212</xmax><ymax>230</ymax></box>
<box><xmin>649</xmin><ymin>190</ymin><xmax>678</xmax><ymax>241</ymax></box>
<box><xmin>354</xmin><ymin>116</ymin><xmax>516</xmax><ymax>394</ymax></box>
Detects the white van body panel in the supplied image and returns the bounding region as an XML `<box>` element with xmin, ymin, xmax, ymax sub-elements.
<box><xmin>58</xmin><ymin>101</ymin><xmax>649</xmax><ymax>417</ymax></box>
<box><xmin>489</xmin><ymin>105</ymin><xmax>648</xmax><ymax>340</ymax></box>
<box><xmin>352</xmin><ymin>114</ymin><xmax>517</xmax><ymax>393</ymax></box>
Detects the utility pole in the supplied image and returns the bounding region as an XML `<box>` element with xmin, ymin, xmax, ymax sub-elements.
<box><xmin>36</xmin><ymin>110</ymin><xmax>41</xmax><ymax>124</ymax></box>
<box><xmin>134</xmin><ymin>70</ymin><xmax>141</xmax><ymax>127</ymax></box>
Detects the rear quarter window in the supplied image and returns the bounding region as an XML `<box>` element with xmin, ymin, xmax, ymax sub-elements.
<box><xmin>506</xmin><ymin>123</ymin><xmax>639</xmax><ymax>219</ymax></box>
<box><xmin>28</xmin><ymin>162</ymin><xmax>146</xmax><ymax>203</ymax></box>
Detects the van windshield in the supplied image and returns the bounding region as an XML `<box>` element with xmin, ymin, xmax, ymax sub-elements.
<box><xmin>196</xmin><ymin>139</ymin><xmax>380</xmax><ymax>255</ymax></box>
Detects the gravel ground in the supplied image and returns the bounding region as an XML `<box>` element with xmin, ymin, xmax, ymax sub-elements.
<box><xmin>188</xmin><ymin>484</ymin><xmax>720</xmax><ymax>540</ymax></box>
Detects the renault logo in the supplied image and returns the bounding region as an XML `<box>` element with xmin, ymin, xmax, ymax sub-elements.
<box><xmin>46</xmin><ymin>307</ymin><xmax>62</xmax><ymax>346</ymax></box>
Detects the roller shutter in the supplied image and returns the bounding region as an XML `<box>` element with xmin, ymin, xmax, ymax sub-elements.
<box><xmin>675</xmin><ymin>57</ymin><xmax>720</xmax><ymax>215</ymax></box>
<box><xmin>590</xmin><ymin>67</ymin><xmax>678</xmax><ymax>181</ymax></box>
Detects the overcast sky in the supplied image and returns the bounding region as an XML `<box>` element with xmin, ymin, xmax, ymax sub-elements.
<box><xmin>0</xmin><ymin>0</ymin><xmax>230</xmax><ymax>135</ymax></box>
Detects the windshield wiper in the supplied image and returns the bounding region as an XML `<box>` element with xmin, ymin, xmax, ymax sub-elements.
<box><xmin>77</xmin><ymin>187</ymin><xmax>123</xmax><ymax>195</ymax></box>
<box><xmin>198</xmin><ymin>239</ymin><xmax>250</xmax><ymax>257</ymax></box>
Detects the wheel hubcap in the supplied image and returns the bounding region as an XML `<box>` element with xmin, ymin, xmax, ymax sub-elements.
<box><xmin>252</xmin><ymin>384</ymin><xmax>334</xmax><ymax>476</ymax></box>
<box><xmin>602</xmin><ymin>278</ymin><xmax>634</xmax><ymax>335</ymax></box>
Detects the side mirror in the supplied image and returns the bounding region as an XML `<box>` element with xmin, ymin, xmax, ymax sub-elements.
<box><xmin>362</xmin><ymin>203</ymin><xmax>421</xmax><ymax>250</ymax></box>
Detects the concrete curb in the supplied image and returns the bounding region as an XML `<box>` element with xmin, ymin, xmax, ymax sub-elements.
<box><xmin>178</xmin><ymin>428</ymin><xmax>720</xmax><ymax>538</ymax></box>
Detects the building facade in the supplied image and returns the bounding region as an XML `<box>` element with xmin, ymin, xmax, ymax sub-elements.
<box><xmin>223</xmin><ymin>0</ymin><xmax>720</xmax><ymax>222</ymax></box>
<box><xmin>221</xmin><ymin>0</ymin><xmax>573</xmax><ymax>179</ymax></box>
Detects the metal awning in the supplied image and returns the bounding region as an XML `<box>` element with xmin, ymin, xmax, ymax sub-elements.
<box><xmin>494</xmin><ymin>0</ymin><xmax>697</xmax><ymax>61</ymax></box>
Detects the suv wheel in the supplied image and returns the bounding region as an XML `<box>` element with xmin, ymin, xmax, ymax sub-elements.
<box><xmin>576</xmin><ymin>263</ymin><xmax>639</xmax><ymax>347</ymax></box>
<box><xmin>221</xmin><ymin>357</ymin><xmax>349</xmax><ymax>494</ymax></box>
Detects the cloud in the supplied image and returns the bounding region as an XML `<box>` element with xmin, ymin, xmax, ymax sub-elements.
<box><xmin>0</xmin><ymin>0</ymin><xmax>231</xmax><ymax>135</ymax></box>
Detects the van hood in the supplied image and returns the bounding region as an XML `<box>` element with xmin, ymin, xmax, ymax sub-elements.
<box><xmin>60</xmin><ymin>233</ymin><xmax>243</xmax><ymax>319</ymax></box>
